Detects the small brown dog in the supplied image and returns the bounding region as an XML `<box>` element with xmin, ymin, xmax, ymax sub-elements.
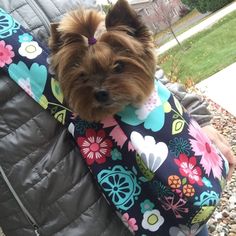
<box><xmin>49</xmin><ymin>0</ymin><xmax>156</xmax><ymax>122</ymax></box>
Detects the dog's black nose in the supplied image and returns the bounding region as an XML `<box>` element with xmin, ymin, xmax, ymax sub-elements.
<box><xmin>94</xmin><ymin>90</ymin><xmax>110</xmax><ymax>103</ymax></box>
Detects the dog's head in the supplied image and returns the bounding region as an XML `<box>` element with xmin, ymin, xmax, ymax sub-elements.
<box><xmin>49</xmin><ymin>0</ymin><xmax>156</xmax><ymax>122</ymax></box>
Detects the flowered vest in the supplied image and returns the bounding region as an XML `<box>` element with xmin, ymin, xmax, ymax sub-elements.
<box><xmin>0</xmin><ymin>8</ymin><xmax>229</xmax><ymax>236</ymax></box>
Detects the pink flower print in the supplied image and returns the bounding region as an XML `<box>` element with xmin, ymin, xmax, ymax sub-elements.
<box><xmin>101</xmin><ymin>116</ymin><xmax>134</xmax><ymax>151</ymax></box>
<box><xmin>77</xmin><ymin>129</ymin><xmax>113</xmax><ymax>165</ymax></box>
<box><xmin>175</xmin><ymin>154</ymin><xmax>203</xmax><ymax>186</ymax></box>
<box><xmin>0</xmin><ymin>40</ymin><xmax>15</xmax><ymax>67</ymax></box>
<box><xmin>122</xmin><ymin>213</ymin><xmax>138</xmax><ymax>233</ymax></box>
<box><xmin>172</xmin><ymin>188</ymin><xmax>184</xmax><ymax>198</ymax></box>
<box><xmin>18</xmin><ymin>78</ymin><xmax>34</xmax><ymax>98</ymax></box>
<box><xmin>188</xmin><ymin>120</ymin><xmax>223</xmax><ymax>179</ymax></box>
<box><xmin>135</xmin><ymin>88</ymin><xmax>161</xmax><ymax>120</ymax></box>
<box><xmin>159</xmin><ymin>196</ymin><xmax>189</xmax><ymax>219</ymax></box>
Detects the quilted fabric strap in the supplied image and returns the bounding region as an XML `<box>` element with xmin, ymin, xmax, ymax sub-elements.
<box><xmin>0</xmin><ymin>8</ymin><xmax>229</xmax><ymax>236</ymax></box>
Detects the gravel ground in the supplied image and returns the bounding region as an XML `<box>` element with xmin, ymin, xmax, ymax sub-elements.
<box><xmin>204</xmin><ymin>98</ymin><xmax>236</xmax><ymax>236</ymax></box>
<box><xmin>0</xmin><ymin>97</ymin><xmax>235</xmax><ymax>236</ymax></box>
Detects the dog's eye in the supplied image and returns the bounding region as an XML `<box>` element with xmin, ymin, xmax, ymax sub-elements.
<box><xmin>78</xmin><ymin>72</ymin><xmax>87</xmax><ymax>80</ymax></box>
<box><xmin>78</xmin><ymin>72</ymin><xmax>88</xmax><ymax>83</ymax></box>
<box><xmin>113</xmin><ymin>61</ymin><xmax>125</xmax><ymax>74</ymax></box>
<box><xmin>79</xmin><ymin>72</ymin><xmax>85</xmax><ymax>77</ymax></box>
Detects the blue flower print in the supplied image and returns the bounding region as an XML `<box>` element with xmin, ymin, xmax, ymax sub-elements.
<box><xmin>74</xmin><ymin>117</ymin><xmax>99</xmax><ymax>135</ymax></box>
<box><xmin>117</xmin><ymin>80</ymin><xmax>171</xmax><ymax>132</ymax></box>
<box><xmin>151</xmin><ymin>180</ymin><xmax>173</xmax><ymax>198</ymax></box>
<box><xmin>0</xmin><ymin>8</ymin><xmax>20</xmax><ymax>39</ymax></box>
<box><xmin>97</xmin><ymin>165</ymin><xmax>141</xmax><ymax>211</ymax></box>
<box><xmin>194</xmin><ymin>191</ymin><xmax>219</xmax><ymax>206</ymax></box>
<box><xmin>169</xmin><ymin>137</ymin><xmax>191</xmax><ymax>156</ymax></box>
<box><xmin>140</xmin><ymin>199</ymin><xmax>155</xmax><ymax>213</ymax></box>
<box><xmin>111</xmin><ymin>148</ymin><xmax>122</xmax><ymax>161</ymax></box>
<box><xmin>202</xmin><ymin>177</ymin><xmax>213</xmax><ymax>188</ymax></box>
<box><xmin>18</xmin><ymin>33</ymin><xmax>33</xmax><ymax>43</ymax></box>
<box><xmin>8</xmin><ymin>61</ymin><xmax>47</xmax><ymax>102</ymax></box>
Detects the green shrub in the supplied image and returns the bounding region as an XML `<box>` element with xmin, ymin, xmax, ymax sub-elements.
<box><xmin>181</xmin><ymin>0</ymin><xmax>233</xmax><ymax>13</ymax></box>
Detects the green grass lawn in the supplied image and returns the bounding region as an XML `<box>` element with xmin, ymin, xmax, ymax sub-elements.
<box><xmin>158</xmin><ymin>11</ymin><xmax>236</xmax><ymax>85</ymax></box>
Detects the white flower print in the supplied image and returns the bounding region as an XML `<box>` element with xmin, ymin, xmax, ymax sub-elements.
<box><xmin>19</xmin><ymin>41</ymin><xmax>42</xmax><ymax>59</ymax></box>
<box><xmin>130</xmin><ymin>131</ymin><xmax>168</xmax><ymax>172</ymax></box>
<box><xmin>142</xmin><ymin>209</ymin><xmax>164</xmax><ymax>232</ymax></box>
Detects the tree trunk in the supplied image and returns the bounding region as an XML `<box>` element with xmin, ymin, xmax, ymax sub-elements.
<box><xmin>169</xmin><ymin>26</ymin><xmax>182</xmax><ymax>47</ymax></box>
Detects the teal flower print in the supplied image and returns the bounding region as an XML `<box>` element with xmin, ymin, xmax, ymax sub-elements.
<box><xmin>111</xmin><ymin>148</ymin><xmax>122</xmax><ymax>161</ymax></box>
<box><xmin>98</xmin><ymin>165</ymin><xmax>141</xmax><ymax>211</ymax></box>
<box><xmin>8</xmin><ymin>61</ymin><xmax>47</xmax><ymax>102</ymax></box>
<box><xmin>0</xmin><ymin>8</ymin><xmax>20</xmax><ymax>38</ymax></box>
<box><xmin>151</xmin><ymin>180</ymin><xmax>173</xmax><ymax>198</ymax></box>
<box><xmin>117</xmin><ymin>81</ymin><xmax>171</xmax><ymax>132</ymax></box>
<box><xmin>140</xmin><ymin>199</ymin><xmax>155</xmax><ymax>213</ymax></box>
<box><xmin>169</xmin><ymin>137</ymin><xmax>191</xmax><ymax>157</ymax></box>
<box><xmin>18</xmin><ymin>33</ymin><xmax>33</xmax><ymax>43</ymax></box>
<box><xmin>194</xmin><ymin>191</ymin><xmax>219</xmax><ymax>206</ymax></box>
<box><xmin>202</xmin><ymin>177</ymin><xmax>213</xmax><ymax>188</ymax></box>
<box><xmin>74</xmin><ymin>118</ymin><xmax>99</xmax><ymax>135</ymax></box>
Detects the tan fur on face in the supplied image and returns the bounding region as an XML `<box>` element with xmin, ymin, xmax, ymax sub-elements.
<box><xmin>49</xmin><ymin>0</ymin><xmax>156</xmax><ymax>122</ymax></box>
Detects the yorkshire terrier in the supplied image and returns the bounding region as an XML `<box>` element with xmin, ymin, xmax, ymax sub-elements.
<box><xmin>49</xmin><ymin>0</ymin><xmax>156</xmax><ymax>122</ymax></box>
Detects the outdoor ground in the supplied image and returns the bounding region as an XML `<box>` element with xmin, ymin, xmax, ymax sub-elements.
<box><xmin>202</xmin><ymin>96</ymin><xmax>236</xmax><ymax>236</ymax></box>
<box><xmin>158</xmin><ymin>10</ymin><xmax>236</xmax><ymax>85</ymax></box>
<box><xmin>154</xmin><ymin>9</ymin><xmax>210</xmax><ymax>46</ymax></box>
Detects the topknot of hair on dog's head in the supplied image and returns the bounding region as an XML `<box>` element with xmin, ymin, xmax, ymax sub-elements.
<box><xmin>88</xmin><ymin>36</ymin><xmax>97</xmax><ymax>46</ymax></box>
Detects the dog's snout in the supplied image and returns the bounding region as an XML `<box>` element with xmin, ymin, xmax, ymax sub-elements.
<box><xmin>94</xmin><ymin>90</ymin><xmax>110</xmax><ymax>103</ymax></box>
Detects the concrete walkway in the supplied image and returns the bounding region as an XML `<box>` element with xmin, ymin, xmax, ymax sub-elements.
<box><xmin>155</xmin><ymin>2</ymin><xmax>236</xmax><ymax>117</ymax></box>
<box><xmin>196</xmin><ymin>62</ymin><xmax>236</xmax><ymax>117</ymax></box>
<box><xmin>156</xmin><ymin>1</ymin><xmax>236</xmax><ymax>55</ymax></box>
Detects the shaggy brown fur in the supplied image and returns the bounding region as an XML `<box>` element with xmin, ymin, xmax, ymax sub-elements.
<box><xmin>49</xmin><ymin>0</ymin><xmax>156</xmax><ymax>122</ymax></box>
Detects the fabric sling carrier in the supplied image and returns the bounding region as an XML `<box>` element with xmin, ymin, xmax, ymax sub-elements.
<box><xmin>0</xmin><ymin>8</ymin><xmax>229</xmax><ymax>236</ymax></box>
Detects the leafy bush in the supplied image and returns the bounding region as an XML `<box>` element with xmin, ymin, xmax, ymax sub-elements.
<box><xmin>179</xmin><ymin>6</ymin><xmax>191</xmax><ymax>17</ymax></box>
<box><xmin>181</xmin><ymin>0</ymin><xmax>233</xmax><ymax>13</ymax></box>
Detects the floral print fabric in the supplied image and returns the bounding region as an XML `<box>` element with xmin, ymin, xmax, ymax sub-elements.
<box><xmin>1</xmin><ymin>8</ymin><xmax>229</xmax><ymax>236</ymax></box>
<box><xmin>77</xmin><ymin>129</ymin><xmax>113</xmax><ymax>165</ymax></box>
<box><xmin>0</xmin><ymin>40</ymin><xmax>14</xmax><ymax>67</ymax></box>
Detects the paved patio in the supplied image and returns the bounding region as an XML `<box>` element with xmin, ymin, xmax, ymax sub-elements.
<box><xmin>196</xmin><ymin>62</ymin><xmax>236</xmax><ymax>117</ymax></box>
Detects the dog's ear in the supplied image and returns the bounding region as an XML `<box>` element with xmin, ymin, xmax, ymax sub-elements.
<box><xmin>48</xmin><ymin>23</ymin><xmax>62</xmax><ymax>53</ymax></box>
<box><xmin>105</xmin><ymin>0</ymin><xmax>151</xmax><ymax>42</ymax></box>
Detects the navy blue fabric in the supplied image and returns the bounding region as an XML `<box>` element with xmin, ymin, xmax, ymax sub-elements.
<box><xmin>0</xmin><ymin>8</ymin><xmax>228</xmax><ymax>235</ymax></box>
